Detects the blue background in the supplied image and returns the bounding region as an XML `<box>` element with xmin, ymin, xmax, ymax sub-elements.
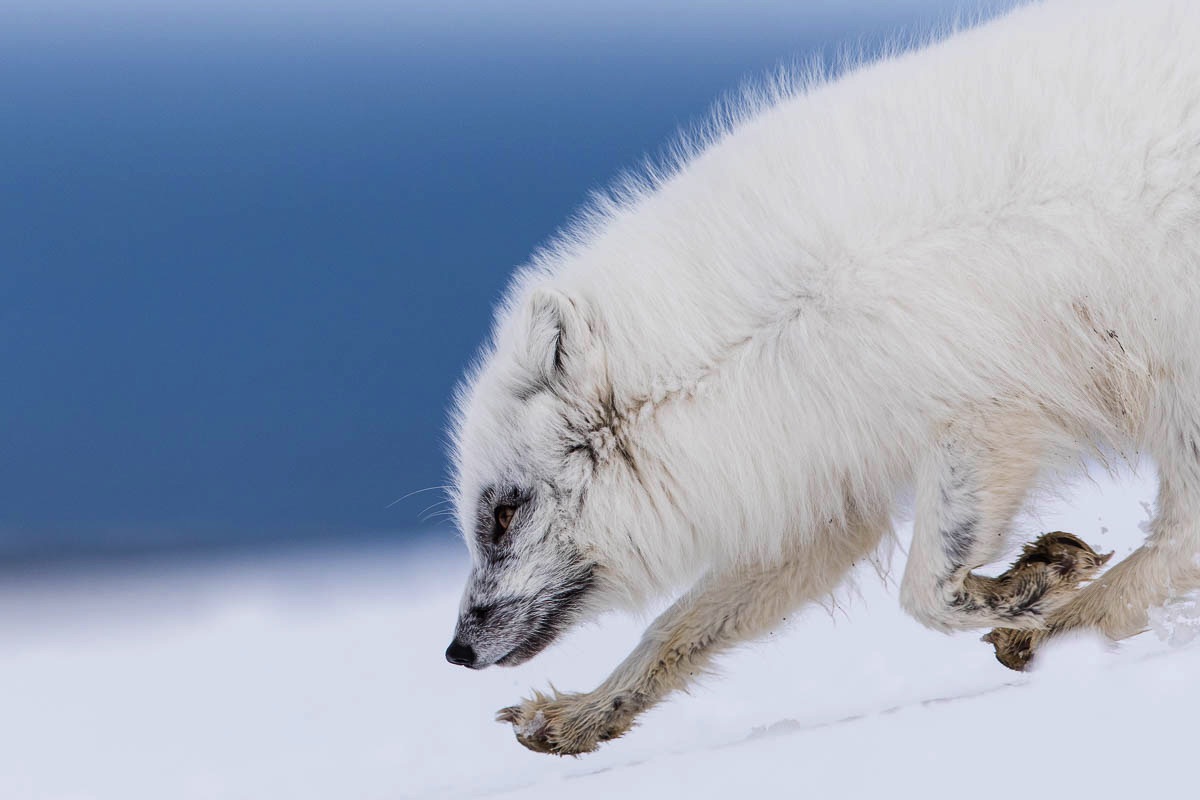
<box><xmin>0</xmin><ymin>1</ymin><xmax>1003</xmax><ymax>563</ymax></box>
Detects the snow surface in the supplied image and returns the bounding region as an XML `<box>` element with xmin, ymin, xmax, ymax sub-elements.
<box><xmin>2</xmin><ymin>464</ymin><xmax>1197</xmax><ymax>800</ymax></box>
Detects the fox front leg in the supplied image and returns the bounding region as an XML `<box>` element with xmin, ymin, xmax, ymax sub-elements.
<box><xmin>499</xmin><ymin>531</ymin><xmax>877</xmax><ymax>755</ymax></box>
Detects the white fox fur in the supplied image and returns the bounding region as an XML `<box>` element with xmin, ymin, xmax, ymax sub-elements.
<box><xmin>446</xmin><ymin>0</ymin><xmax>1200</xmax><ymax>755</ymax></box>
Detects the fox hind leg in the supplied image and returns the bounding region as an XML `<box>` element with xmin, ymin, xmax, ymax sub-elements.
<box><xmin>991</xmin><ymin>384</ymin><xmax>1200</xmax><ymax>669</ymax></box>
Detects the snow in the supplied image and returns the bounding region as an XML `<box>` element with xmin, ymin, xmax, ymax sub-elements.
<box><xmin>1149</xmin><ymin>593</ymin><xmax>1200</xmax><ymax>648</ymax></box>
<box><xmin>2</xmin><ymin>463</ymin><xmax>1196</xmax><ymax>800</ymax></box>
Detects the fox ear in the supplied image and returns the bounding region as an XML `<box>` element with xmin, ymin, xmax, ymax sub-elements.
<box><xmin>527</xmin><ymin>288</ymin><xmax>587</xmax><ymax>380</ymax></box>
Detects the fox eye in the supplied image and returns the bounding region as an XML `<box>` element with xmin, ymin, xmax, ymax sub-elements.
<box><xmin>494</xmin><ymin>504</ymin><xmax>518</xmax><ymax>536</ymax></box>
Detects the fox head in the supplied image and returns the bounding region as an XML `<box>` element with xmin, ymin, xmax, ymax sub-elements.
<box><xmin>445</xmin><ymin>283</ymin><xmax>623</xmax><ymax>668</ymax></box>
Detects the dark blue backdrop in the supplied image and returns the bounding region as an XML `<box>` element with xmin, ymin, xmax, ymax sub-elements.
<box><xmin>0</xmin><ymin>1</ymin><xmax>1001</xmax><ymax>561</ymax></box>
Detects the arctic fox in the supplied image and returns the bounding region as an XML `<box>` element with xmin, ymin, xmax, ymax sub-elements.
<box><xmin>444</xmin><ymin>0</ymin><xmax>1200</xmax><ymax>755</ymax></box>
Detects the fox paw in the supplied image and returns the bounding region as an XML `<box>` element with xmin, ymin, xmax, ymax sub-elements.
<box><xmin>982</xmin><ymin>627</ymin><xmax>1048</xmax><ymax>671</ymax></box>
<box><xmin>496</xmin><ymin>688</ymin><xmax>638</xmax><ymax>756</ymax></box>
<box><xmin>982</xmin><ymin>531</ymin><xmax>1112</xmax><ymax>670</ymax></box>
<box><xmin>1010</xmin><ymin>531</ymin><xmax>1112</xmax><ymax>586</ymax></box>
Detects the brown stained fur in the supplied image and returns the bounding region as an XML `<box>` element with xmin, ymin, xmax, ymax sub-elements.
<box><xmin>981</xmin><ymin>531</ymin><xmax>1113</xmax><ymax>670</ymax></box>
<box><xmin>495</xmin><ymin>689</ymin><xmax>646</xmax><ymax>756</ymax></box>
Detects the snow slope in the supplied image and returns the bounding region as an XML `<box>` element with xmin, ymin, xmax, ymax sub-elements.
<box><xmin>2</xmin><ymin>464</ymin><xmax>1196</xmax><ymax>800</ymax></box>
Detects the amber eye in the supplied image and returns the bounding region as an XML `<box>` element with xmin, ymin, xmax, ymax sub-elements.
<box><xmin>494</xmin><ymin>504</ymin><xmax>517</xmax><ymax>534</ymax></box>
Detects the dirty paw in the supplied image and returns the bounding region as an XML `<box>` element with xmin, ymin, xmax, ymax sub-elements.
<box><xmin>982</xmin><ymin>627</ymin><xmax>1047</xmax><ymax>671</ymax></box>
<box><xmin>496</xmin><ymin>689</ymin><xmax>638</xmax><ymax>756</ymax></box>
<box><xmin>982</xmin><ymin>531</ymin><xmax>1111</xmax><ymax>671</ymax></box>
<box><xmin>1012</xmin><ymin>531</ymin><xmax>1112</xmax><ymax>584</ymax></box>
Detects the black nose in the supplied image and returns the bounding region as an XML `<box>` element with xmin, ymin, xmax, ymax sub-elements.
<box><xmin>445</xmin><ymin>639</ymin><xmax>476</xmax><ymax>667</ymax></box>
